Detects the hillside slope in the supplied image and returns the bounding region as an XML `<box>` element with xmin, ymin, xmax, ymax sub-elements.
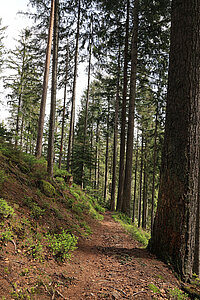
<box><xmin>0</xmin><ymin>142</ymin><xmax>104</xmax><ymax>299</ymax></box>
<box><xmin>0</xmin><ymin>142</ymin><xmax>199</xmax><ymax>299</ymax></box>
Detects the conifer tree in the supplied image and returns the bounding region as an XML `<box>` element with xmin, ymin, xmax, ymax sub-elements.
<box><xmin>149</xmin><ymin>0</ymin><xmax>200</xmax><ymax>281</ymax></box>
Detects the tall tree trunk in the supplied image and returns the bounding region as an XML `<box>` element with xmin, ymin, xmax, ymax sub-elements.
<box><xmin>58</xmin><ymin>44</ymin><xmax>69</xmax><ymax>169</ymax></box>
<box><xmin>151</xmin><ymin>106</ymin><xmax>158</xmax><ymax>233</ymax></box>
<box><xmin>149</xmin><ymin>0</ymin><xmax>200</xmax><ymax>281</ymax></box>
<box><xmin>142</xmin><ymin>144</ymin><xmax>147</xmax><ymax>229</ymax></box>
<box><xmin>193</xmin><ymin>187</ymin><xmax>200</xmax><ymax>276</ymax></box>
<box><xmin>35</xmin><ymin>0</ymin><xmax>55</xmax><ymax>158</ymax></box>
<box><xmin>81</xmin><ymin>19</ymin><xmax>92</xmax><ymax>186</ymax></box>
<box><xmin>138</xmin><ymin>133</ymin><xmax>144</xmax><ymax>228</ymax></box>
<box><xmin>94</xmin><ymin>119</ymin><xmax>99</xmax><ymax>190</ymax></box>
<box><xmin>110</xmin><ymin>49</ymin><xmax>120</xmax><ymax>211</ymax></box>
<box><xmin>104</xmin><ymin>97</ymin><xmax>110</xmax><ymax>202</ymax></box>
<box><xmin>66</xmin><ymin>0</ymin><xmax>81</xmax><ymax>171</ymax></box>
<box><xmin>122</xmin><ymin>0</ymin><xmax>139</xmax><ymax>217</ymax></box>
<box><xmin>116</xmin><ymin>0</ymin><xmax>130</xmax><ymax>211</ymax></box>
<box><xmin>47</xmin><ymin>0</ymin><xmax>59</xmax><ymax>177</ymax></box>
<box><xmin>132</xmin><ymin>135</ymin><xmax>139</xmax><ymax>223</ymax></box>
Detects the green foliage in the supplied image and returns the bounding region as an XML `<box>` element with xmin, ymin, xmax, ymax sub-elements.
<box><xmin>40</xmin><ymin>180</ymin><xmax>56</xmax><ymax>197</ymax></box>
<box><xmin>23</xmin><ymin>197</ymin><xmax>45</xmax><ymax>219</ymax></box>
<box><xmin>148</xmin><ymin>283</ymin><xmax>161</xmax><ymax>294</ymax></box>
<box><xmin>112</xmin><ymin>213</ymin><xmax>150</xmax><ymax>247</ymax></box>
<box><xmin>0</xmin><ymin>198</ymin><xmax>14</xmax><ymax>218</ymax></box>
<box><xmin>46</xmin><ymin>230</ymin><xmax>78</xmax><ymax>261</ymax></box>
<box><xmin>0</xmin><ymin>229</ymin><xmax>14</xmax><ymax>243</ymax></box>
<box><xmin>53</xmin><ymin>167</ymin><xmax>71</xmax><ymax>178</ymax></box>
<box><xmin>11</xmin><ymin>283</ymin><xmax>36</xmax><ymax>299</ymax></box>
<box><xmin>80</xmin><ymin>221</ymin><xmax>92</xmax><ymax>235</ymax></box>
<box><xmin>23</xmin><ymin>237</ymin><xmax>44</xmax><ymax>262</ymax></box>
<box><xmin>0</xmin><ymin>169</ymin><xmax>8</xmax><ymax>187</ymax></box>
<box><xmin>168</xmin><ymin>288</ymin><xmax>189</xmax><ymax>299</ymax></box>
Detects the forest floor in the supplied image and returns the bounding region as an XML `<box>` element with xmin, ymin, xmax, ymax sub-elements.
<box><xmin>0</xmin><ymin>211</ymin><xmax>186</xmax><ymax>300</ymax></box>
<box><xmin>59</xmin><ymin>211</ymin><xmax>181</xmax><ymax>299</ymax></box>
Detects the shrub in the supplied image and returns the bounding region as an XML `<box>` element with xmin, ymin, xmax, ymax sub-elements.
<box><xmin>168</xmin><ymin>288</ymin><xmax>189</xmax><ymax>299</ymax></box>
<box><xmin>40</xmin><ymin>180</ymin><xmax>55</xmax><ymax>197</ymax></box>
<box><xmin>23</xmin><ymin>237</ymin><xmax>44</xmax><ymax>261</ymax></box>
<box><xmin>0</xmin><ymin>198</ymin><xmax>14</xmax><ymax>218</ymax></box>
<box><xmin>46</xmin><ymin>230</ymin><xmax>78</xmax><ymax>261</ymax></box>
<box><xmin>0</xmin><ymin>169</ymin><xmax>8</xmax><ymax>187</ymax></box>
<box><xmin>23</xmin><ymin>197</ymin><xmax>45</xmax><ymax>219</ymax></box>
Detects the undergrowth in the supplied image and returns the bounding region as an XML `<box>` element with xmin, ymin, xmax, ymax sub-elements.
<box><xmin>112</xmin><ymin>212</ymin><xmax>150</xmax><ymax>247</ymax></box>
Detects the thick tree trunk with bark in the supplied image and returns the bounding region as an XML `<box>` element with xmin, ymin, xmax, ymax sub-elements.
<box><xmin>122</xmin><ymin>0</ymin><xmax>139</xmax><ymax>217</ymax></box>
<box><xmin>35</xmin><ymin>0</ymin><xmax>55</xmax><ymax>158</ymax></box>
<box><xmin>149</xmin><ymin>0</ymin><xmax>200</xmax><ymax>281</ymax></box>
<box><xmin>47</xmin><ymin>0</ymin><xmax>59</xmax><ymax>177</ymax></box>
<box><xmin>151</xmin><ymin>107</ymin><xmax>158</xmax><ymax>233</ymax></box>
<box><xmin>66</xmin><ymin>0</ymin><xmax>81</xmax><ymax>171</ymax></box>
<box><xmin>116</xmin><ymin>0</ymin><xmax>130</xmax><ymax>211</ymax></box>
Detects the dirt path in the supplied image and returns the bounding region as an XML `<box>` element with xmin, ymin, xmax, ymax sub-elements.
<box><xmin>62</xmin><ymin>212</ymin><xmax>180</xmax><ymax>299</ymax></box>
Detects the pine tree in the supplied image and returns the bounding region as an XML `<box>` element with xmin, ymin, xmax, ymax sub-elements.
<box><xmin>149</xmin><ymin>0</ymin><xmax>200</xmax><ymax>281</ymax></box>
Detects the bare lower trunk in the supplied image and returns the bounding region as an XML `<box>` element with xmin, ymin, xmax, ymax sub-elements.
<box><xmin>122</xmin><ymin>0</ymin><xmax>139</xmax><ymax>217</ymax></box>
<box><xmin>66</xmin><ymin>0</ymin><xmax>81</xmax><ymax>171</ymax></box>
<box><xmin>116</xmin><ymin>0</ymin><xmax>130</xmax><ymax>211</ymax></box>
<box><xmin>132</xmin><ymin>133</ymin><xmax>139</xmax><ymax>223</ymax></box>
<box><xmin>59</xmin><ymin>44</ymin><xmax>69</xmax><ymax>169</ymax></box>
<box><xmin>35</xmin><ymin>0</ymin><xmax>55</xmax><ymax>158</ymax></box>
<box><xmin>47</xmin><ymin>0</ymin><xmax>59</xmax><ymax>177</ymax></box>
<box><xmin>110</xmin><ymin>49</ymin><xmax>120</xmax><ymax>211</ymax></box>
<box><xmin>138</xmin><ymin>133</ymin><xmax>144</xmax><ymax>228</ymax></box>
<box><xmin>149</xmin><ymin>0</ymin><xmax>200</xmax><ymax>281</ymax></box>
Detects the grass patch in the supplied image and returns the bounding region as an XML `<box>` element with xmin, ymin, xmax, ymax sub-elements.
<box><xmin>112</xmin><ymin>213</ymin><xmax>150</xmax><ymax>247</ymax></box>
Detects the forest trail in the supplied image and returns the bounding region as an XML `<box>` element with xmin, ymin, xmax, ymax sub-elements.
<box><xmin>63</xmin><ymin>212</ymin><xmax>180</xmax><ymax>299</ymax></box>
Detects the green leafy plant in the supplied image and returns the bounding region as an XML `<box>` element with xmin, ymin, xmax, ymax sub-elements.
<box><xmin>0</xmin><ymin>229</ymin><xmax>14</xmax><ymax>243</ymax></box>
<box><xmin>23</xmin><ymin>197</ymin><xmax>45</xmax><ymax>219</ymax></box>
<box><xmin>80</xmin><ymin>222</ymin><xmax>92</xmax><ymax>235</ymax></box>
<box><xmin>0</xmin><ymin>198</ymin><xmax>14</xmax><ymax>218</ymax></box>
<box><xmin>148</xmin><ymin>283</ymin><xmax>161</xmax><ymax>294</ymax></box>
<box><xmin>46</xmin><ymin>230</ymin><xmax>78</xmax><ymax>261</ymax></box>
<box><xmin>168</xmin><ymin>288</ymin><xmax>189</xmax><ymax>299</ymax></box>
<box><xmin>23</xmin><ymin>237</ymin><xmax>44</xmax><ymax>261</ymax></box>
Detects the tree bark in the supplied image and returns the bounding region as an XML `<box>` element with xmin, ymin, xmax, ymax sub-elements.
<box><xmin>142</xmin><ymin>144</ymin><xmax>147</xmax><ymax>229</ymax></box>
<box><xmin>110</xmin><ymin>49</ymin><xmax>120</xmax><ymax>211</ymax></box>
<box><xmin>58</xmin><ymin>43</ymin><xmax>69</xmax><ymax>169</ymax></box>
<box><xmin>138</xmin><ymin>133</ymin><xmax>144</xmax><ymax>228</ymax></box>
<box><xmin>122</xmin><ymin>0</ymin><xmax>139</xmax><ymax>217</ymax></box>
<box><xmin>151</xmin><ymin>106</ymin><xmax>158</xmax><ymax>233</ymax></box>
<box><xmin>104</xmin><ymin>97</ymin><xmax>110</xmax><ymax>202</ymax></box>
<box><xmin>149</xmin><ymin>0</ymin><xmax>200</xmax><ymax>281</ymax></box>
<box><xmin>66</xmin><ymin>0</ymin><xmax>81</xmax><ymax>171</ymax></box>
<box><xmin>81</xmin><ymin>19</ymin><xmax>92</xmax><ymax>187</ymax></box>
<box><xmin>116</xmin><ymin>0</ymin><xmax>130</xmax><ymax>211</ymax></box>
<box><xmin>47</xmin><ymin>0</ymin><xmax>59</xmax><ymax>177</ymax></box>
<box><xmin>35</xmin><ymin>0</ymin><xmax>55</xmax><ymax>158</ymax></box>
<box><xmin>132</xmin><ymin>133</ymin><xmax>139</xmax><ymax>223</ymax></box>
